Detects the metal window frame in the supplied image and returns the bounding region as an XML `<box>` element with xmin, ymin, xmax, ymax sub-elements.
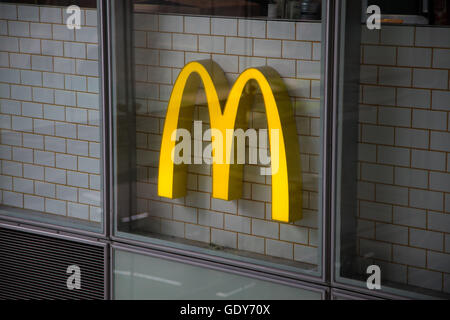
<box><xmin>0</xmin><ymin>0</ymin><xmax>444</xmax><ymax>301</ymax></box>
<box><xmin>104</xmin><ymin>0</ymin><xmax>333</xmax><ymax>290</ymax></box>
<box><xmin>0</xmin><ymin>0</ymin><xmax>110</xmax><ymax>241</ymax></box>
<box><xmin>330</xmin><ymin>288</ymin><xmax>384</xmax><ymax>300</ymax></box>
<box><xmin>327</xmin><ymin>0</ymin><xmax>445</xmax><ymax>301</ymax></box>
<box><xmin>326</xmin><ymin>0</ymin><xmax>413</xmax><ymax>301</ymax></box>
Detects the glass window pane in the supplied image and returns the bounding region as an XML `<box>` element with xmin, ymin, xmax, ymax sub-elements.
<box><xmin>336</xmin><ymin>1</ymin><xmax>450</xmax><ymax>298</ymax></box>
<box><xmin>113</xmin><ymin>248</ymin><xmax>323</xmax><ymax>299</ymax></box>
<box><xmin>112</xmin><ymin>0</ymin><xmax>324</xmax><ymax>276</ymax></box>
<box><xmin>0</xmin><ymin>1</ymin><xmax>103</xmax><ymax>232</ymax></box>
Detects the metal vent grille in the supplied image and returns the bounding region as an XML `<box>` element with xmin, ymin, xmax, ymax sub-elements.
<box><xmin>0</xmin><ymin>227</ymin><xmax>105</xmax><ymax>300</ymax></box>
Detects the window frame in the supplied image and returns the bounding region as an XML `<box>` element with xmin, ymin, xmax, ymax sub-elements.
<box><xmin>329</xmin><ymin>0</ymin><xmax>450</xmax><ymax>300</ymax></box>
<box><xmin>0</xmin><ymin>0</ymin><xmax>445</xmax><ymax>300</ymax></box>
<box><xmin>0</xmin><ymin>0</ymin><xmax>108</xmax><ymax>239</ymax></box>
<box><xmin>105</xmin><ymin>0</ymin><xmax>336</xmax><ymax>287</ymax></box>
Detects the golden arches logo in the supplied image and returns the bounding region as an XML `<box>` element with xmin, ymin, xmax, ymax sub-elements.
<box><xmin>158</xmin><ymin>60</ymin><xmax>302</xmax><ymax>223</ymax></box>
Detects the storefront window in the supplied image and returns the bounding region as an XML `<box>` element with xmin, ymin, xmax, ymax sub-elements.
<box><xmin>112</xmin><ymin>0</ymin><xmax>324</xmax><ymax>277</ymax></box>
<box><xmin>0</xmin><ymin>1</ymin><xmax>103</xmax><ymax>232</ymax></box>
<box><xmin>336</xmin><ymin>1</ymin><xmax>450</xmax><ymax>298</ymax></box>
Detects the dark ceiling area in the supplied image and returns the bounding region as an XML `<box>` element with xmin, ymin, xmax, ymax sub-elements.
<box><xmin>0</xmin><ymin>0</ymin><xmax>96</xmax><ymax>8</ymax></box>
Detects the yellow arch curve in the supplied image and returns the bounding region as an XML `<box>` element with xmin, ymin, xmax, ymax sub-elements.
<box><xmin>158</xmin><ymin>60</ymin><xmax>302</xmax><ymax>222</ymax></box>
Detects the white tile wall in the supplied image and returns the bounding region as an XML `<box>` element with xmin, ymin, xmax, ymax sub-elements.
<box><xmin>0</xmin><ymin>4</ymin><xmax>101</xmax><ymax>223</ymax></box>
<box><xmin>133</xmin><ymin>13</ymin><xmax>321</xmax><ymax>268</ymax></box>
<box><xmin>358</xmin><ymin>25</ymin><xmax>450</xmax><ymax>293</ymax></box>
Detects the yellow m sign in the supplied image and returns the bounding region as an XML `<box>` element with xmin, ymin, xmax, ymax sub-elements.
<box><xmin>158</xmin><ymin>60</ymin><xmax>302</xmax><ymax>223</ymax></box>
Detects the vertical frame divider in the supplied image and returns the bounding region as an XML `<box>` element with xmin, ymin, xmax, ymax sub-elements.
<box><xmin>322</xmin><ymin>0</ymin><xmax>338</xmax><ymax>287</ymax></box>
<box><xmin>98</xmin><ymin>0</ymin><xmax>112</xmax><ymax>299</ymax></box>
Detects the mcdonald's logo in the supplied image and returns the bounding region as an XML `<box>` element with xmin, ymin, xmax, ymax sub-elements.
<box><xmin>158</xmin><ymin>60</ymin><xmax>302</xmax><ymax>223</ymax></box>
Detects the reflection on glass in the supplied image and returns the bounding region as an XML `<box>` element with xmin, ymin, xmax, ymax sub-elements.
<box><xmin>114</xmin><ymin>249</ymin><xmax>323</xmax><ymax>299</ymax></box>
<box><xmin>366</xmin><ymin>0</ymin><xmax>450</xmax><ymax>26</ymax></box>
<box><xmin>337</xmin><ymin>2</ymin><xmax>450</xmax><ymax>298</ymax></box>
